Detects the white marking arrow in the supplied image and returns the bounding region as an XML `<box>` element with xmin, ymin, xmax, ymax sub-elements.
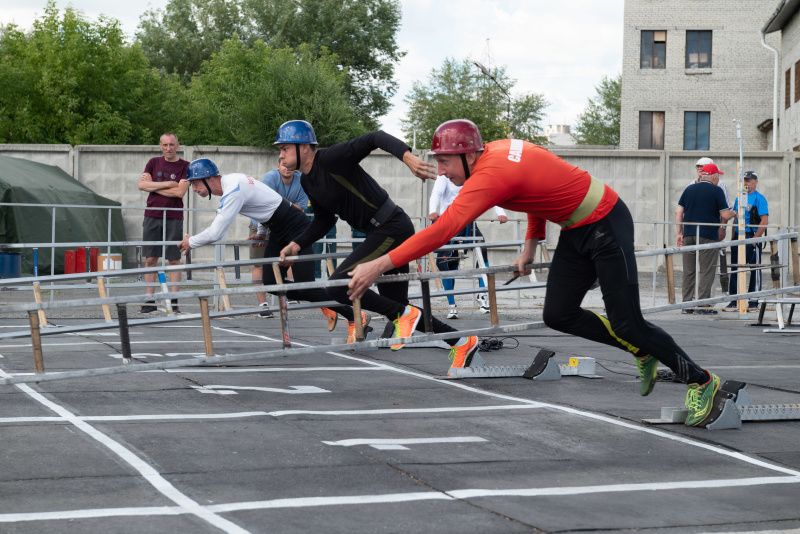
<box><xmin>322</xmin><ymin>437</ymin><xmax>487</xmax><ymax>450</ymax></box>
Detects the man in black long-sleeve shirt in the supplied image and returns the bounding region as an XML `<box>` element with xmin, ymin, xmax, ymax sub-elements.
<box><xmin>276</xmin><ymin>120</ymin><xmax>478</xmax><ymax>372</ymax></box>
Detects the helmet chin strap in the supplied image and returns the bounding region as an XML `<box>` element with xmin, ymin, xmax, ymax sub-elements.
<box><xmin>460</xmin><ymin>153</ymin><xmax>471</xmax><ymax>180</ymax></box>
<box><xmin>295</xmin><ymin>145</ymin><xmax>301</xmax><ymax>172</ymax></box>
<box><xmin>202</xmin><ymin>179</ymin><xmax>212</xmax><ymax>200</ymax></box>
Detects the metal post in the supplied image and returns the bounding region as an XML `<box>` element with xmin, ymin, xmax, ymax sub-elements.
<box><xmin>116</xmin><ymin>303</ymin><xmax>133</xmax><ymax>364</ymax></box>
<box><xmin>161</xmin><ymin>210</ymin><xmax>167</xmax><ymax>265</ymax></box>
<box><xmin>28</xmin><ymin>311</ymin><xmax>45</xmax><ymax>373</ymax></box>
<box><xmin>695</xmin><ymin>224</ymin><xmax>700</xmax><ymax>301</ymax></box>
<box><xmin>50</xmin><ymin>207</ymin><xmax>55</xmax><ymax>303</ymax></box>
<box><xmin>186</xmin><ymin>249</ymin><xmax>192</xmax><ymax>281</ymax></box>
<box><xmin>420</xmin><ymin>280</ymin><xmax>434</xmax><ymax>333</ymax></box>
<box><xmin>652</xmin><ymin>223</ymin><xmax>657</xmax><ymax>306</ymax></box>
<box><xmin>199</xmin><ymin>297</ymin><xmax>214</xmax><ymax>356</ymax></box>
<box><xmin>33</xmin><ymin>247</ymin><xmax>38</xmax><ymax>277</ymax></box>
<box><xmin>234</xmin><ymin>245</ymin><xmax>241</xmax><ymax>280</ymax></box>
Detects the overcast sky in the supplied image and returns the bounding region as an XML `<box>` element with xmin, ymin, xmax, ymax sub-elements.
<box><xmin>0</xmin><ymin>0</ymin><xmax>625</xmax><ymax>141</ymax></box>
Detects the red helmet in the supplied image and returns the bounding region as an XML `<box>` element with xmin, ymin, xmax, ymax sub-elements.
<box><xmin>430</xmin><ymin>119</ymin><xmax>484</xmax><ymax>154</ymax></box>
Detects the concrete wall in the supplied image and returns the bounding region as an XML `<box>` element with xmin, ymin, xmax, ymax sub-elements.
<box><xmin>3</xmin><ymin>144</ymin><xmax>799</xmax><ymax>272</ymax></box>
<box><xmin>621</xmin><ymin>0</ymin><xmax>778</xmax><ymax>151</ymax></box>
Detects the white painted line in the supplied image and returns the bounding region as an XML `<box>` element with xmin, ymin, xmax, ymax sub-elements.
<box><xmin>323</xmin><ymin>437</ymin><xmax>488</xmax><ymax>448</ymax></box>
<box><xmin>0</xmin><ymin>370</ymin><xmax>250</xmax><ymax>534</ymax></box>
<box><xmin>1</xmin><ymin>476</ymin><xmax>798</xmax><ymax>524</ymax></box>
<box><xmin>0</xmin><ymin>506</ymin><xmax>184</xmax><ymax>523</ymax></box>
<box><xmin>193</xmin><ymin>385</ymin><xmax>330</xmax><ymax>395</ymax></box>
<box><xmin>0</xmin><ymin>416</ymin><xmax>66</xmax><ymax>424</ymax></box>
<box><xmin>447</xmin><ymin>476</ymin><xmax>800</xmax><ymax>499</ymax></box>
<box><xmin>83</xmin><ymin>412</ymin><xmax>269</xmax><ymax>422</ymax></box>
<box><xmin>206</xmin><ymin>476</ymin><xmax>800</xmax><ymax>513</ymax></box>
<box><xmin>266</xmin><ymin>405</ymin><xmax>541</xmax><ymax>417</ymax></box>
<box><xmin>159</xmin><ymin>367</ymin><xmax>381</xmax><ymax>373</ymax></box>
<box><xmin>0</xmin><ymin>405</ymin><xmax>539</xmax><ymax>425</ymax></box>
<box><xmin>0</xmin><ymin>340</ymin><xmax>272</xmax><ymax>349</ymax></box>
<box><xmin>371</xmin><ymin>444</ymin><xmax>409</xmax><ymax>450</ymax></box>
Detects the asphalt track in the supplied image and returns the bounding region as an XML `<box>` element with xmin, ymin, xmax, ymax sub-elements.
<box><xmin>1</xmin><ymin>308</ymin><xmax>799</xmax><ymax>534</ymax></box>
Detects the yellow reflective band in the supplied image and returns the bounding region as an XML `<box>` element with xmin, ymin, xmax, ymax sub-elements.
<box><xmin>560</xmin><ymin>176</ymin><xmax>605</xmax><ymax>229</ymax></box>
<box><xmin>591</xmin><ymin>311</ymin><xmax>640</xmax><ymax>355</ymax></box>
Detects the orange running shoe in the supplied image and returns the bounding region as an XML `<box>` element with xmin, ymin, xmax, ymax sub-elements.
<box><xmin>390</xmin><ymin>306</ymin><xmax>421</xmax><ymax>350</ymax></box>
<box><xmin>346</xmin><ymin>311</ymin><xmax>371</xmax><ymax>343</ymax></box>
<box><xmin>320</xmin><ymin>307</ymin><xmax>338</xmax><ymax>331</ymax></box>
<box><xmin>448</xmin><ymin>336</ymin><xmax>479</xmax><ymax>369</ymax></box>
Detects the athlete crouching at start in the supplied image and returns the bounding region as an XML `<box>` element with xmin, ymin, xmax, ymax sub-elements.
<box><xmin>274</xmin><ymin>120</ymin><xmax>478</xmax><ymax>371</ymax></box>
<box><xmin>176</xmin><ymin>158</ymin><xmax>367</xmax><ymax>342</ymax></box>
<box><xmin>348</xmin><ymin>119</ymin><xmax>723</xmax><ymax>427</ymax></box>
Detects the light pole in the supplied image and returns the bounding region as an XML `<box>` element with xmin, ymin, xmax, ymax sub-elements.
<box><xmin>473</xmin><ymin>61</ymin><xmax>511</xmax><ymax>125</ymax></box>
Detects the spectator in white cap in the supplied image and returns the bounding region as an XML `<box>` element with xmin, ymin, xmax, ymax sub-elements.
<box><xmin>681</xmin><ymin>157</ymin><xmax>733</xmax><ymax>293</ymax></box>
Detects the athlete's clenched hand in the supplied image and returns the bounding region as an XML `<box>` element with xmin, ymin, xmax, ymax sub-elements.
<box><xmin>279</xmin><ymin>242</ymin><xmax>300</xmax><ymax>267</ymax></box>
<box><xmin>347</xmin><ymin>256</ymin><xmax>395</xmax><ymax>300</ymax></box>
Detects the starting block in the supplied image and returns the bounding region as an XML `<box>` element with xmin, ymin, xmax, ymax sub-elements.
<box><xmin>445</xmin><ymin>349</ymin><xmax>601</xmax><ymax>380</ymax></box>
<box><xmin>644</xmin><ymin>380</ymin><xmax>800</xmax><ymax>430</ymax></box>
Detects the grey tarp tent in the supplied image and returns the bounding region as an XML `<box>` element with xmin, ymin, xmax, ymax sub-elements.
<box><xmin>0</xmin><ymin>155</ymin><xmax>127</xmax><ymax>275</ymax></box>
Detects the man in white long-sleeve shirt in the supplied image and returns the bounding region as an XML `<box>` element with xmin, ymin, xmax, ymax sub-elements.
<box><xmin>428</xmin><ymin>174</ymin><xmax>507</xmax><ymax>317</ymax></box>
<box><xmin>177</xmin><ymin>158</ymin><xmax>368</xmax><ymax>341</ymax></box>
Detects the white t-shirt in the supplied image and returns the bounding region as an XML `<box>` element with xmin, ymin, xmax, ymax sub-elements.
<box><xmin>189</xmin><ymin>173</ymin><xmax>284</xmax><ymax>249</ymax></box>
<box><xmin>429</xmin><ymin>175</ymin><xmax>506</xmax><ymax>217</ymax></box>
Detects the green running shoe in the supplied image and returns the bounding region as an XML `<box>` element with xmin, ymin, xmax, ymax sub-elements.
<box><xmin>635</xmin><ymin>354</ymin><xmax>658</xmax><ymax>396</ymax></box>
<box><xmin>685</xmin><ymin>372</ymin><xmax>721</xmax><ymax>427</ymax></box>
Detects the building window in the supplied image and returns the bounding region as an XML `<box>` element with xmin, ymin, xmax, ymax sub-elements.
<box><xmin>641</xmin><ymin>31</ymin><xmax>666</xmax><ymax>69</ymax></box>
<box><xmin>787</xmin><ymin>68</ymin><xmax>792</xmax><ymax>109</ymax></box>
<box><xmin>684</xmin><ymin>112</ymin><xmax>710</xmax><ymax>150</ymax></box>
<box><xmin>639</xmin><ymin>111</ymin><xmax>665</xmax><ymax>149</ymax></box>
<box><xmin>795</xmin><ymin>60</ymin><xmax>800</xmax><ymax>103</ymax></box>
<box><xmin>685</xmin><ymin>31</ymin><xmax>712</xmax><ymax>68</ymax></box>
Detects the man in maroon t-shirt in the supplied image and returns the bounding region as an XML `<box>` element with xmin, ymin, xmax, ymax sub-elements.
<box><xmin>137</xmin><ymin>132</ymin><xmax>190</xmax><ymax>313</ymax></box>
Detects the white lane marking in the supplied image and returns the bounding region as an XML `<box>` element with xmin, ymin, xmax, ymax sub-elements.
<box><xmin>323</xmin><ymin>437</ymin><xmax>488</xmax><ymax>450</ymax></box>
<box><xmin>159</xmin><ymin>367</ymin><xmax>381</xmax><ymax>373</ymax></box>
<box><xmin>0</xmin><ymin>340</ymin><xmax>271</xmax><ymax>349</ymax></box>
<box><xmin>2</xmin><ymin>475</ymin><xmax>799</xmax><ymax>523</ymax></box>
<box><xmin>0</xmin><ymin>417</ymin><xmax>66</xmax><ymax>423</ymax></box>
<box><xmin>191</xmin><ymin>385</ymin><xmax>329</xmax><ymax>395</ymax></box>
<box><xmin>207</xmin><ymin>476</ymin><xmax>800</xmax><ymax>513</ymax></box>
<box><xmin>0</xmin><ymin>506</ymin><xmax>184</xmax><ymax>523</ymax></box>
<box><xmin>108</xmin><ymin>353</ymin><xmax>208</xmax><ymax>359</ymax></box>
<box><xmin>0</xmin><ymin>370</ymin><xmax>250</xmax><ymax>534</ymax></box>
<box><xmin>0</xmin><ymin>405</ymin><xmax>540</xmax><ymax>424</ymax></box>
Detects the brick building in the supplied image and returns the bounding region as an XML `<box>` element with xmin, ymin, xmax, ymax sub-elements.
<box><xmin>620</xmin><ymin>0</ymin><xmax>779</xmax><ymax>151</ymax></box>
<box><xmin>764</xmin><ymin>0</ymin><xmax>800</xmax><ymax>150</ymax></box>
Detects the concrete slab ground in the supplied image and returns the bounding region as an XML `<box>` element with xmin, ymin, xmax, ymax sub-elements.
<box><xmin>1</xmin><ymin>280</ymin><xmax>799</xmax><ymax>533</ymax></box>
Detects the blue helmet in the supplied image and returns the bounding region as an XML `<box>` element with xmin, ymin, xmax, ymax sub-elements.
<box><xmin>274</xmin><ymin>120</ymin><xmax>318</xmax><ymax>145</ymax></box>
<box><xmin>186</xmin><ymin>158</ymin><xmax>220</xmax><ymax>181</ymax></box>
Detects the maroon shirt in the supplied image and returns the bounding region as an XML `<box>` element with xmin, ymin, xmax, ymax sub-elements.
<box><xmin>143</xmin><ymin>157</ymin><xmax>189</xmax><ymax>220</ymax></box>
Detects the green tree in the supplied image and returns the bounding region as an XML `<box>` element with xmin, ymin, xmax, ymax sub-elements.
<box><xmin>137</xmin><ymin>0</ymin><xmax>404</xmax><ymax>129</ymax></box>
<box><xmin>0</xmin><ymin>2</ymin><xmax>181</xmax><ymax>144</ymax></box>
<box><xmin>401</xmin><ymin>58</ymin><xmax>549</xmax><ymax>149</ymax></box>
<box><xmin>573</xmin><ymin>73</ymin><xmax>621</xmax><ymax>146</ymax></box>
<box><xmin>180</xmin><ymin>38</ymin><xmax>365</xmax><ymax>147</ymax></box>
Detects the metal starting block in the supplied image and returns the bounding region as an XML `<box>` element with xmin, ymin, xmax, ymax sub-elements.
<box><xmin>643</xmin><ymin>380</ymin><xmax>800</xmax><ymax>430</ymax></box>
<box><xmin>445</xmin><ymin>349</ymin><xmax>600</xmax><ymax>380</ymax></box>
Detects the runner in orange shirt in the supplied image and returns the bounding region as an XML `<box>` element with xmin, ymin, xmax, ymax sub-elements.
<box><xmin>348</xmin><ymin>119</ymin><xmax>722</xmax><ymax>427</ymax></box>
